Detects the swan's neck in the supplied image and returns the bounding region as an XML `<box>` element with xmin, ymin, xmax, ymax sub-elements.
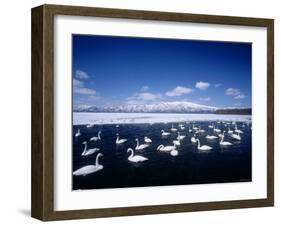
<box><xmin>136</xmin><ymin>139</ymin><xmax>139</xmax><ymax>147</ymax></box>
<box><xmin>98</xmin><ymin>132</ymin><xmax>101</xmax><ymax>139</ymax></box>
<box><xmin>95</xmin><ymin>154</ymin><xmax>101</xmax><ymax>166</ymax></box>
<box><xmin>128</xmin><ymin>149</ymin><xmax>134</xmax><ymax>158</ymax></box>
<box><xmin>116</xmin><ymin>135</ymin><xmax>119</xmax><ymax>142</ymax></box>
<box><xmin>197</xmin><ymin>140</ymin><xmax>200</xmax><ymax>148</ymax></box>
<box><xmin>84</xmin><ymin>142</ymin><xmax>87</xmax><ymax>151</ymax></box>
<box><xmin>221</xmin><ymin>135</ymin><xmax>224</xmax><ymax>143</ymax></box>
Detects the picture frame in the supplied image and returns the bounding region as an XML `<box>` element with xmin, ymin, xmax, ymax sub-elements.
<box><xmin>31</xmin><ymin>4</ymin><xmax>274</xmax><ymax>221</ymax></box>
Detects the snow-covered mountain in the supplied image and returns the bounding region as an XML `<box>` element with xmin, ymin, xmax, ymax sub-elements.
<box><xmin>74</xmin><ymin>101</ymin><xmax>218</xmax><ymax>113</ymax></box>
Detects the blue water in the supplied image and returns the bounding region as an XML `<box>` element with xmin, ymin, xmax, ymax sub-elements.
<box><xmin>72</xmin><ymin>121</ymin><xmax>252</xmax><ymax>190</ymax></box>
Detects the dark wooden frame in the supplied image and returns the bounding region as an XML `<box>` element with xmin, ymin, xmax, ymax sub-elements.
<box><xmin>31</xmin><ymin>4</ymin><xmax>274</xmax><ymax>221</ymax></box>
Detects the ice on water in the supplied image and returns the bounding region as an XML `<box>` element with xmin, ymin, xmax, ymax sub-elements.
<box><xmin>73</xmin><ymin>112</ymin><xmax>251</xmax><ymax>125</ymax></box>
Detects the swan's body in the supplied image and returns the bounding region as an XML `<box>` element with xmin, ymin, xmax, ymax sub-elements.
<box><xmin>116</xmin><ymin>133</ymin><xmax>127</xmax><ymax>144</ymax></box>
<box><xmin>206</xmin><ymin>135</ymin><xmax>218</xmax><ymax>140</ymax></box>
<box><xmin>235</xmin><ymin>125</ymin><xmax>244</xmax><ymax>134</ymax></box>
<box><xmin>218</xmin><ymin>133</ymin><xmax>224</xmax><ymax>138</ymax></box>
<box><xmin>197</xmin><ymin>139</ymin><xmax>212</xmax><ymax>151</ymax></box>
<box><xmin>170</xmin><ymin>149</ymin><xmax>179</xmax><ymax>156</ymax></box>
<box><xmin>171</xmin><ymin>124</ymin><xmax>177</xmax><ymax>132</ymax></box>
<box><xmin>75</xmin><ymin>129</ymin><xmax>81</xmax><ymax>137</ymax></box>
<box><xmin>81</xmin><ymin>141</ymin><xmax>100</xmax><ymax>156</ymax></box>
<box><xmin>161</xmin><ymin>130</ymin><xmax>171</xmax><ymax>136</ymax></box>
<box><xmin>86</xmin><ymin>124</ymin><xmax>94</xmax><ymax>128</ymax></box>
<box><xmin>144</xmin><ymin>136</ymin><xmax>152</xmax><ymax>143</ymax></box>
<box><xmin>214</xmin><ymin>127</ymin><xmax>221</xmax><ymax>133</ymax></box>
<box><xmin>157</xmin><ymin>144</ymin><xmax>175</xmax><ymax>152</ymax></box>
<box><xmin>135</xmin><ymin>138</ymin><xmax>149</xmax><ymax>150</ymax></box>
<box><xmin>127</xmin><ymin>148</ymin><xmax>148</xmax><ymax>163</ymax></box>
<box><xmin>231</xmin><ymin>132</ymin><xmax>241</xmax><ymax>141</ymax></box>
<box><xmin>73</xmin><ymin>153</ymin><xmax>103</xmax><ymax>176</ymax></box>
<box><xmin>191</xmin><ymin>136</ymin><xmax>197</xmax><ymax>143</ymax></box>
<box><xmin>220</xmin><ymin>132</ymin><xmax>233</xmax><ymax>146</ymax></box>
<box><xmin>228</xmin><ymin>128</ymin><xmax>234</xmax><ymax>134</ymax></box>
<box><xmin>173</xmin><ymin>139</ymin><xmax>181</xmax><ymax>146</ymax></box>
<box><xmin>208</xmin><ymin>124</ymin><xmax>214</xmax><ymax>129</ymax></box>
<box><xmin>177</xmin><ymin>132</ymin><xmax>185</xmax><ymax>140</ymax></box>
<box><xmin>90</xmin><ymin>131</ymin><xmax>101</xmax><ymax>142</ymax></box>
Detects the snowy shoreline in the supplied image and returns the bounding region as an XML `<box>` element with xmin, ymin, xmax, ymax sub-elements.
<box><xmin>73</xmin><ymin>112</ymin><xmax>251</xmax><ymax>125</ymax></box>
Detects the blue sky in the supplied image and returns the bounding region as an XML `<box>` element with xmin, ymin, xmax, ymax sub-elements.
<box><xmin>72</xmin><ymin>35</ymin><xmax>252</xmax><ymax>108</ymax></box>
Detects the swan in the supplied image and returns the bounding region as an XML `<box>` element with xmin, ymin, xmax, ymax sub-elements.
<box><xmin>206</xmin><ymin>135</ymin><xmax>218</xmax><ymax>140</ymax></box>
<box><xmin>231</xmin><ymin>132</ymin><xmax>241</xmax><ymax>141</ymax></box>
<box><xmin>188</xmin><ymin>127</ymin><xmax>192</xmax><ymax>133</ymax></box>
<box><xmin>235</xmin><ymin>125</ymin><xmax>244</xmax><ymax>134</ymax></box>
<box><xmin>161</xmin><ymin>130</ymin><xmax>171</xmax><ymax>136</ymax></box>
<box><xmin>135</xmin><ymin>138</ymin><xmax>149</xmax><ymax>150</ymax></box>
<box><xmin>197</xmin><ymin>139</ymin><xmax>212</xmax><ymax>151</ymax></box>
<box><xmin>116</xmin><ymin>133</ymin><xmax>127</xmax><ymax>144</ymax></box>
<box><xmin>81</xmin><ymin>141</ymin><xmax>100</xmax><ymax>156</ymax></box>
<box><xmin>173</xmin><ymin>138</ymin><xmax>181</xmax><ymax>146</ymax></box>
<box><xmin>144</xmin><ymin>136</ymin><xmax>152</xmax><ymax>143</ymax></box>
<box><xmin>191</xmin><ymin>135</ymin><xmax>197</xmax><ymax>143</ymax></box>
<box><xmin>73</xmin><ymin>153</ymin><xmax>103</xmax><ymax>176</ymax></box>
<box><xmin>75</xmin><ymin>129</ymin><xmax>81</xmax><ymax>137</ymax></box>
<box><xmin>214</xmin><ymin>126</ymin><xmax>221</xmax><ymax>133</ymax></box>
<box><xmin>127</xmin><ymin>148</ymin><xmax>148</xmax><ymax>163</ymax></box>
<box><xmin>228</xmin><ymin>128</ymin><xmax>234</xmax><ymax>134</ymax></box>
<box><xmin>89</xmin><ymin>131</ymin><xmax>101</xmax><ymax>142</ymax></box>
<box><xmin>179</xmin><ymin>124</ymin><xmax>185</xmax><ymax>130</ymax></box>
<box><xmin>171</xmin><ymin>124</ymin><xmax>178</xmax><ymax>132</ymax></box>
<box><xmin>208</xmin><ymin>123</ymin><xmax>214</xmax><ymax>129</ymax></box>
<box><xmin>177</xmin><ymin>132</ymin><xmax>185</xmax><ymax>140</ymax></box>
<box><xmin>198</xmin><ymin>126</ymin><xmax>205</xmax><ymax>133</ymax></box>
<box><xmin>86</xmin><ymin>124</ymin><xmax>94</xmax><ymax>128</ymax></box>
<box><xmin>192</xmin><ymin>124</ymin><xmax>199</xmax><ymax>131</ymax></box>
<box><xmin>220</xmin><ymin>132</ymin><xmax>233</xmax><ymax>146</ymax></box>
<box><xmin>157</xmin><ymin>144</ymin><xmax>175</xmax><ymax>152</ymax></box>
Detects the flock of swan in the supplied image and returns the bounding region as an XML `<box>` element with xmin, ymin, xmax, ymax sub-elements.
<box><xmin>73</xmin><ymin>121</ymin><xmax>250</xmax><ymax>176</ymax></box>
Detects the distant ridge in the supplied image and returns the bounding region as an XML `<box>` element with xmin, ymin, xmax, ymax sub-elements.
<box><xmin>73</xmin><ymin>101</ymin><xmax>217</xmax><ymax>113</ymax></box>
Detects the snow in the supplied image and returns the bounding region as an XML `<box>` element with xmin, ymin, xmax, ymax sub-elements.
<box><xmin>73</xmin><ymin>113</ymin><xmax>251</xmax><ymax>125</ymax></box>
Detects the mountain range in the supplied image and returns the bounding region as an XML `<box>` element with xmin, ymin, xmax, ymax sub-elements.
<box><xmin>73</xmin><ymin>101</ymin><xmax>218</xmax><ymax>113</ymax></box>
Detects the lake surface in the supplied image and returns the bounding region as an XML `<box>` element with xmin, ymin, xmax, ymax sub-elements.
<box><xmin>72</xmin><ymin>115</ymin><xmax>252</xmax><ymax>190</ymax></box>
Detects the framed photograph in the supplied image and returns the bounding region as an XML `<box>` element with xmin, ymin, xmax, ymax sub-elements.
<box><xmin>31</xmin><ymin>4</ymin><xmax>274</xmax><ymax>221</ymax></box>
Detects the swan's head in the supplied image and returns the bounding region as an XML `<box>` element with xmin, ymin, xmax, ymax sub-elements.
<box><xmin>116</xmin><ymin>133</ymin><xmax>119</xmax><ymax>136</ymax></box>
<box><xmin>135</xmin><ymin>138</ymin><xmax>139</xmax><ymax>141</ymax></box>
<box><xmin>82</xmin><ymin>141</ymin><xmax>87</xmax><ymax>145</ymax></box>
<box><xmin>161</xmin><ymin>130</ymin><xmax>164</xmax><ymax>133</ymax></box>
<box><xmin>144</xmin><ymin>136</ymin><xmax>147</xmax><ymax>139</ymax></box>
<box><xmin>98</xmin><ymin>131</ymin><xmax>101</xmax><ymax>134</ymax></box>
<box><xmin>127</xmin><ymin>148</ymin><xmax>133</xmax><ymax>153</ymax></box>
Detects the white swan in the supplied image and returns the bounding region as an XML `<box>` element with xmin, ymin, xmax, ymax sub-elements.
<box><xmin>81</xmin><ymin>141</ymin><xmax>100</xmax><ymax>156</ymax></box>
<box><xmin>127</xmin><ymin>148</ymin><xmax>148</xmax><ymax>163</ymax></box>
<box><xmin>177</xmin><ymin>132</ymin><xmax>185</xmax><ymax>140</ymax></box>
<box><xmin>208</xmin><ymin>123</ymin><xmax>214</xmax><ymax>129</ymax></box>
<box><xmin>173</xmin><ymin>138</ymin><xmax>181</xmax><ymax>146</ymax></box>
<box><xmin>197</xmin><ymin>126</ymin><xmax>205</xmax><ymax>133</ymax></box>
<box><xmin>206</xmin><ymin>135</ymin><xmax>218</xmax><ymax>140</ymax></box>
<box><xmin>116</xmin><ymin>133</ymin><xmax>127</xmax><ymax>144</ymax></box>
<box><xmin>197</xmin><ymin>139</ymin><xmax>212</xmax><ymax>151</ymax></box>
<box><xmin>135</xmin><ymin>138</ymin><xmax>149</xmax><ymax>150</ymax></box>
<box><xmin>171</xmin><ymin>124</ymin><xmax>177</xmax><ymax>132</ymax></box>
<box><xmin>161</xmin><ymin>130</ymin><xmax>171</xmax><ymax>136</ymax></box>
<box><xmin>86</xmin><ymin>124</ymin><xmax>94</xmax><ymax>128</ymax></box>
<box><xmin>228</xmin><ymin>128</ymin><xmax>234</xmax><ymax>134</ymax></box>
<box><xmin>191</xmin><ymin>135</ymin><xmax>197</xmax><ymax>143</ymax></box>
<box><xmin>192</xmin><ymin>124</ymin><xmax>199</xmax><ymax>130</ymax></box>
<box><xmin>73</xmin><ymin>153</ymin><xmax>103</xmax><ymax>176</ymax></box>
<box><xmin>75</xmin><ymin>129</ymin><xmax>81</xmax><ymax>137</ymax></box>
<box><xmin>220</xmin><ymin>132</ymin><xmax>233</xmax><ymax>146</ymax></box>
<box><xmin>144</xmin><ymin>136</ymin><xmax>152</xmax><ymax>143</ymax></box>
<box><xmin>157</xmin><ymin>144</ymin><xmax>175</xmax><ymax>152</ymax></box>
<box><xmin>89</xmin><ymin>131</ymin><xmax>101</xmax><ymax>142</ymax></box>
<box><xmin>214</xmin><ymin>126</ymin><xmax>221</xmax><ymax>133</ymax></box>
<box><xmin>235</xmin><ymin>125</ymin><xmax>244</xmax><ymax>134</ymax></box>
<box><xmin>188</xmin><ymin>127</ymin><xmax>192</xmax><ymax>133</ymax></box>
<box><xmin>231</xmin><ymin>132</ymin><xmax>241</xmax><ymax>141</ymax></box>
